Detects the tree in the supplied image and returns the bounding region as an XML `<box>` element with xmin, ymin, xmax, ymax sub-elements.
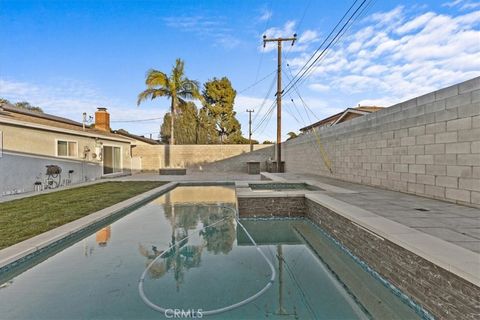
<box><xmin>137</xmin><ymin>59</ymin><xmax>201</xmax><ymax>145</ymax></box>
<box><xmin>202</xmin><ymin>77</ymin><xmax>242</xmax><ymax>143</ymax></box>
<box><xmin>263</xmin><ymin>140</ymin><xmax>274</xmax><ymax>144</ymax></box>
<box><xmin>14</xmin><ymin>101</ymin><xmax>43</xmax><ymax>113</ymax></box>
<box><xmin>0</xmin><ymin>98</ymin><xmax>43</xmax><ymax>113</ymax></box>
<box><xmin>160</xmin><ymin>102</ymin><xmax>217</xmax><ymax>144</ymax></box>
<box><xmin>226</xmin><ymin>134</ymin><xmax>258</xmax><ymax>144</ymax></box>
<box><xmin>286</xmin><ymin>131</ymin><xmax>298</xmax><ymax>140</ymax></box>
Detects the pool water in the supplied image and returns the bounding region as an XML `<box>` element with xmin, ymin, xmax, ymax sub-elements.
<box><xmin>0</xmin><ymin>186</ymin><xmax>421</xmax><ymax>319</ymax></box>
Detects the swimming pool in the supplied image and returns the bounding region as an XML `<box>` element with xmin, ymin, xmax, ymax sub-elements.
<box><xmin>0</xmin><ymin>186</ymin><xmax>421</xmax><ymax>319</ymax></box>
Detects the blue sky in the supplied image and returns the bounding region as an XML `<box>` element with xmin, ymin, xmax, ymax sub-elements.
<box><xmin>1</xmin><ymin>0</ymin><xmax>479</xmax><ymax>142</ymax></box>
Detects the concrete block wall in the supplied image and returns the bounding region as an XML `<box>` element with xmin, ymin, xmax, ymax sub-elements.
<box><xmin>133</xmin><ymin>144</ymin><xmax>274</xmax><ymax>173</ymax></box>
<box><xmin>284</xmin><ymin>77</ymin><xmax>480</xmax><ymax>207</ymax></box>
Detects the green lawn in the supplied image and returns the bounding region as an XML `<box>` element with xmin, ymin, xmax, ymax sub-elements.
<box><xmin>0</xmin><ymin>181</ymin><xmax>167</xmax><ymax>250</ymax></box>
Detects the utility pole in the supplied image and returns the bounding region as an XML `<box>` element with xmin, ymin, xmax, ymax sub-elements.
<box><xmin>246</xmin><ymin>109</ymin><xmax>254</xmax><ymax>152</ymax></box>
<box><xmin>263</xmin><ymin>34</ymin><xmax>296</xmax><ymax>172</ymax></box>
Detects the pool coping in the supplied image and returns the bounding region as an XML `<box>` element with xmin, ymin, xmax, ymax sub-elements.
<box><xmin>235</xmin><ymin>179</ymin><xmax>357</xmax><ymax>198</ymax></box>
<box><xmin>256</xmin><ymin>174</ymin><xmax>480</xmax><ymax>287</ymax></box>
<box><xmin>0</xmin><ymin>182</ymin><xmax>179</xmax><ymax>270</ymax></box>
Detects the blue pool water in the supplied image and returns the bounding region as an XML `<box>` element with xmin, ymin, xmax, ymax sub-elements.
<box><xmin>0</xmin><ymin>186</ymin><xmax>421</xmax><ymax>319</ymax></box>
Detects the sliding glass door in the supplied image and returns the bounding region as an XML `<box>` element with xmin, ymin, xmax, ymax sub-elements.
<box><xmin>103</xmin><ymin>146</ymin><xmax>122</xmax><ymax>175</ymax></box>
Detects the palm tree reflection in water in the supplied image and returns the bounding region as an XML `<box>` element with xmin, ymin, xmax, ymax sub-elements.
<box><xmin>138</xmin><ymin>203</ymin><xmax>235</xmax><ymax>290</ymax></box>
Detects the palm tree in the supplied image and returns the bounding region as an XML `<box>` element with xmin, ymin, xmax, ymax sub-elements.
<box><xmin>137</xmin><ymin>59</ymin><xmax>201</xmax><ymax>145</ymax></box>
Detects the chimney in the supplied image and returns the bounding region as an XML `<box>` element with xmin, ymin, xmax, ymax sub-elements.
<box><xmin>95</xmin><ymin>107</ymin><xmax>110</xmax><ymax>132</ymax></box>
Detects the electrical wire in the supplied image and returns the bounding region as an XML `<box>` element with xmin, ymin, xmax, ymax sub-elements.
<box><xmin>252</xmin><ymin>100</ymin><xmax>276</xmax><ymax>134</ymax></box>
<box><xmin>282</xmin><ymin>0</ymin><xmax>367</xmax><ymax>97</ymax></box>
<box><xmin>238</xmin><ymin>70</ymin><xmax>276</xmax><ymax>94</ymax></box>
<box><xmin>297</xmin><ymin>0</ymin><xmax>376</xmax><ymax>87</ymax></box>
<box><xmin>284</xmin><ymin>0</ymin><xmax>312</xmax><ymax>61</ymax></box>
<box><xmin>254</xmin><ymin>1</ymin><xmax>274</xmax><ymax>87</ymax></box>
<box><xmin>283</xmin><ymin>0</ymin><xmax>360</xmax><ymax>90</ymax></box>
<box><xmin>110</xmin><ymin>117</ymin><xmax>163</xmax><ymax>123</ymax></box>
<box><xmin>252</xmin><ymin>74</ymin><xmax>277</xmax><ymax>124</ymax></box>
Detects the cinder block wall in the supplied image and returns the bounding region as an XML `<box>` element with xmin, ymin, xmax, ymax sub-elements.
<box><xmin>133</xmin><ymin>144</ymin><xmax>274</xmax><ymax>172</ymax></box>
<box><xmin>284</xmin><ymin>77</ymin><xmax>480</xmax><ymax>207</ymax></box>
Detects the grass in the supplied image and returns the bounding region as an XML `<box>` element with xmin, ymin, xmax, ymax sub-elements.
<box><xmin>0</xmin><ymin>181</ymin><xmax>166</xmax><ymax>250</ymax></box>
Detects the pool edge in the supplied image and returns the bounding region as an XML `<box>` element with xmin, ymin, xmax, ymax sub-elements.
<box><xmin>0</xmin><ymin>182</ymin><xmax>179</xmax><ymax>272</ymax></box>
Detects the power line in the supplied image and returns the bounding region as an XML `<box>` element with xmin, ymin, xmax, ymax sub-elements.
<box><xmin>252</xmin><ymin>100</ymin><xmax>276</xmax><ymax>134</ymax></box>
<box><xmin>282</xmin><ymin>0</ymin><xmax>367</xmax><ymax>97</ymax></box>
<box><xmin>297</xmin><ymin>0</ymin><xmax>376</xmax><ymax>87</ymax></box>
<box><xmin>238</xmin><ymin>69</ymin><xmax>276</xmax><ymax>94</ymax></box>
<box><xmin>283</xmin><ymin>0</ymin><xmax>360</xmax><ymax>89</ymax></box>
<box><xmin>110</xmin><ymin>117</ymin><xmax>163</xmax><ymax>123</ymax></box>
<box><xmin>283</xmin><ymin>0</ymin><xmax>368</xmax><ymax>96</ymax></box>
<box><xmin>254</xmin><ymin>1</ymin><xmax>274</xmax><ymax>86</ymax></box>
<box><xmin>284</xmin><ymin>62</ymin><xmax>319</xmax><ymax>121</ymax></box>
<box><xmin>284</xmin><ymin>0</ymin><xmax>312</xmax><ymax>61</ymax></box>
<box><xmin>252</xmin><ymin>74</ymin><xmax>276</xmax><ymax>124</ymax></box>
<box><xmin>262</xmin><ymin>35</ymin><xmax>297</xmax><ymax>171</ymax></box>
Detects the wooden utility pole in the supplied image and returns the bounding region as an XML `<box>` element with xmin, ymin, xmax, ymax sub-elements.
<box><xmin>246</xmin><ymin>109</ymin><xmax>254</xmax><ymax>151</ymax></box>
<box><xmin>263</xmin><ymin>34</ymin><xmax>296</xmax><ymax>172</ymax></box>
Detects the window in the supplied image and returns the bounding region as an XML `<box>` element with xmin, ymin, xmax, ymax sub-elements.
<box><xmin>57</xmin><ymin>140</ymin><xmax>78</xmax><ymax>157</ymax></box>
<box><xmin>103</xmin><ymin>146</ymin><xmax>122</xmax><ymax>174</ymax></box>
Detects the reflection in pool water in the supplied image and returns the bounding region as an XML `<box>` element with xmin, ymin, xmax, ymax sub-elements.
<box><xmin>96</xmin><ymin>226</ymin><xmax>111</xmax><ymax>247</ymax></box>
<box><xmin>139</xmin><ymin>204</ymin><xmax>235</xmax><ymax>288</ymax></box>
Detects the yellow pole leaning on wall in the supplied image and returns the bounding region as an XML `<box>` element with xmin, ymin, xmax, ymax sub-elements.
<box><xmin>311</xmin><ymin>127</ymin><xmax>333</xmax><ymax>174</ymax></box>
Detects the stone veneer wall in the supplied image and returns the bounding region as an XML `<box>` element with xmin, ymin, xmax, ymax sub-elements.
<box><xmin>133</xmin><ymin>144</ymin><xmax>274</xmax><ymax>173</ymax></box>
<box><xmin>237</xmin><ymin>197</ymin><xmax>305</xmax><ymax>218</ymax></box>
<box><xmin>284</xmin><ymin>77</ymin><xmax>480</xmax><ymax>207</ymax></box>
<box><xmin>306</xmin><ymin>198</ymin><xmax>479</xmax><ymax>320</ymax></box>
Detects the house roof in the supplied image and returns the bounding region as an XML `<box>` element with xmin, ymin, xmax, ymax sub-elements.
<box><xmin>300</xmin><ymin>106</ymin><xmax>383</xmax><ymax>131</ymax></box>
<box><xmin>113</xmin><ymin>129</ymin><xmax>162</xmax><ymax>145</ymax></box>
<box><xmin>0</xmin><ymin>102</ymin><xmax>132</xmax><ymax>143</ymax></box>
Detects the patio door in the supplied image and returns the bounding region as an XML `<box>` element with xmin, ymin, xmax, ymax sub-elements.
<box><xmin>103</xmin><ymin>146</ymin><xmax>122</xmax><ymax>175</ymax></box>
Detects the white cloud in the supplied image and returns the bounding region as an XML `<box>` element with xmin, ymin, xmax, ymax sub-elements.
<box><xmin>262</xmin><ymin>21</ymin><xmax>318</xmax><ymax>53</ymax></box>
<box><xmin>0</xmin><ymin>78</ymin><xmax>166</xmax><ymax>135</ymax></box>
<box><xmin>443</xmin><ymin>0</ymin><xmax>480</xmax><ymax>10</ymax></box>
<box><xmin>356</xmin><ymin>97</ymin><xmax>397</xmax><ymax>108</ymax></box>
<box><xmin>308</xmin><ymin>83</ymin><xmax>330</xmax><ymax>92</ymax></box>
<box><xmin>287</xmin><ymin>6</ymin><xmax>480</xmax><ymax>106</ymax></box>
<box><xmin>163</xmin><ymin>15</ymin><xmax>241</xmax><ymax>49</ymax></box>
<box><xmin>396</xmin><ymin>12</ymin><xmax>436</xmax><ymax>34</ymax></box>
<box><xmin>259</xmin><ymin>9</ymin><xmax>272</xmax><ymax>22</ymax></box>
<box><xmin>234</xmin><ymin>94</ymin><xmax>274</xmax><ymax>116</ymax></box>
<box><xmin>370</xmin><ymin>6</ymin><xmax>404</xmax><ymax>29</ymax></box>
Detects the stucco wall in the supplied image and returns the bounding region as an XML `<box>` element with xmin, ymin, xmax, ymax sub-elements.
<box><xmin>132</xmin><ymin>144</ymin><xmax>274</xmax><ymax>172</ymax></box>
<box><xmin>0</xmin><ymin>123</ymin><xmax>132</xmax><ymax>196</ymax></box>
<box><xmin>283</xmin><ymin>77</ymin><xmax>480</xmax><ymax>207</ymax></box>
<box><xmin>0</xmin><ymin>153</ymin><xmax>102</xmax><ymax>196</ymax></box>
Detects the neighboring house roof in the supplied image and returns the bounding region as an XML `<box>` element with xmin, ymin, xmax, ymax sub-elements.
<box><xmin>113</xmin><ymin>129</ymin><xmax>162</xmax><ymax>145</ymax></box>
<box><xmin>300</xmin><ymin>106</ymin><xmax>383</xmax><ymax>132</ymax></box>
<box><xmin>0</xmin><ymin>102</ymin><xmax>132</xmax><ymax>143</ymax></box>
